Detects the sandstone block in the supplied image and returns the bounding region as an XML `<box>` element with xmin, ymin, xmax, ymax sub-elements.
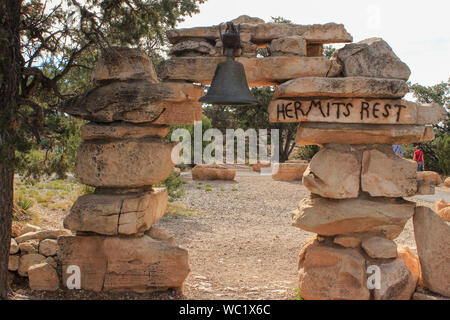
<box><xmin>416</xmin><ymin>178</ymin><xmax>435</xmax><ymax>195</ymax></box>
<box><xmin>292</xmin><ymin>195</ymin><xmax>415</xmax><ymax>239</ymax></box>
<box><xmin>10</xmin><ymin>238</ymin><xmax>18</xmax><ymax>254</ymax></box>
<box><xmin>333</xmin><ymin>235</ymin><xmax>361</xmax><ymax>248</ymax></box>
<box><xmin>145</xmin><ymin>226</ymin><xmax>175</xmax><ymax>245</ymax></box>
<box><xmin>417</xmin><ymin>171</ymin><xmax>442</xmax><ymax>186</ymax></box>
<box><xmin>303</xmin><ymin>145</ymin><xmax>360</xmax><ymax>199</ymax></box>
<box><xmin>274</xmin><ymin>77</ymin><xmax>409</xmax><ymax>99</ymax></box>
<box><xmin>18</xmin><ymin>253</ymin><xmax>46</xmax><ymax>277</ymax></box>
<box><xmin>8</xmin><ymin>255</ymin><xmax>19</xmax><ymax>271</ymax></box>
<box><xmin>92</xmin><ymin>47</ymin><xmax>157</xmax><ymax>83</ymax></box>
<box><xmin>65</xmin><ymin>188</ymin><xmax>168</xmax><ymax>236</ymax></box>
<box><xmin>413</xmin><ymin>206</ymin><xmax>450</xmax><ymax>297</ymax></box>
<box><xmin>272</xmin><ymin>162</ymin><xmax>308</xmax><ymax>181</ymax></box>
<box><xmin>445</xmin><ymin>177</ymin><xmax>450</xmax><ymax>187</ymax></box>
<box><xmin>39</xmin><ymin>239</ymin><xmax>58</xmax><ymax>257</ymax></box>
<box><xmin>269</xmin><ymin>98</ymin><xmax>446</xmax><ymax>125</ymax></box>
<box><xmin>18</xmin><ymin>240</ymin><xmax>39</xmax><ymax>254</ymax></box>
<box><xmin>75</xmin><ymin>138</ymin><xmax>176</xmax><ymax>188</ymax></box>
<box><xmin>434</xmin><ymin>199</ymin><xmax>450</xmax><ymax>222</ymax></box>
<box><xmin>268</xmin><ymin>36</ymin><xmax>307</xmax><ymax>56</ymax></box>
<box><xmin>231</xmin><ymin>15</ymin><xmax>265</xmax><ymax>25</ymax></box>
<box><xmin>298</xmin><ymin>241</ymin><xmax>370</xmax><ymax>300</ymax></box>
<box><xmin>58</xmin><ymin>235</ymin><xmax>190</xmax><ymax>292</ymax></box>
<box><xmin>361</xmin><ymin>147</ymin><xmax>418</xmax><ymax>197</ymax></box>
<box><xmin>167</xmin><ymin>22</ymin><xmax>352</xmax><ymax>44</ymax></box>
<box><xmin>59</xmin><ymin>81</ymin><xmax>203</xmax><ymax>123</ymax></box>
<box><xmin>192</xmin><ymin>164</ymin><xmax>236</xmax><ymax>181</ymax></box>
<box><xmin>361</xmin><ymin>236</ymin><xmax>398</xmax><ymax>259</ymax></box>
<box><xmin>251</xmin><ymin>162</ymin><xmax>271</xmax><ymax>172</ymax></box>
<box><xmin>15</xmin><ymin>229</ymin><xmax>71</xmax><ymax>244</ymax></box>
<box><xmin>398</xmin><ymin>246</ymin><xmax>421</xmax><ymax>288</ymax></box>
<box><xmin>28</xmin><ymin>262</ymin><xmax>59</xmax><ymax>291</ymax></box>
<box><xmin>372</xmin><ymin>258</ymin><xmax>417</xmax><ymax>300</ymax></box>
<box><xmin>160</xmin><ymin>56</ymin><xmax>342</xmax><ymax>87</ymax></box>
<box><xmin>295</xmin><ymin>123</ymin><xmax>434</xmax><ymax>146</ymax></box>
<box><xmin>81</xmin><ymin>122</ymin><xmax>170</xmax><ymax>141</ymax></box>
<box><xmin>336</xmin><ymin>38</ymin><xmax>411</xmax><ymax>80</ymax></box>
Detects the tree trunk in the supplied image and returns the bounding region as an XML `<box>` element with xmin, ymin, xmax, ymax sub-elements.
<box><xmin>0</xmin><ymin>0</ymin><xmax>22</xmax><ymax>300</ymax></box>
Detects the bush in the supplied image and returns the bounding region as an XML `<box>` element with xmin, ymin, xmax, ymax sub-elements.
<box><xmin>155</xmin><ymin>171</ymin><xmax>185</xmax><ymax>202</ymax></box>
<box><xmin>15</xmin><ymin>195</ymin><xmax>34</xmax><ymax>211</ymax></box>
<box><xmin>297</xmin><ymin>145</ymin><xmax>320</xmax><ymax>161</ymax></box>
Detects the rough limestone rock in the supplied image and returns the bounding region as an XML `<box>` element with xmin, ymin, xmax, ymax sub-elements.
<box><xmin>361</xmin><ymin>147</ymin><xmax>418</xmax><ymax>197</ymax></box>
<box><xmin>413</xmin><ymin>292</ymin><xmax>450</xmax><ymax>300</ymax></box>
<box><xmin>167</xmin><ymin>22</ymin><xmax>352</xmax><ymax>44</ymax></box>
<box><xmin>192</xmin><ymin>164</ymin><xmax>236</xmax><ymax>181</ymax></box>
<box><xmin>75</xmin><ymin>138</ymin><xmax>176</xmax><ymax>188</ymax></box>
<box><xmin>361</xmin><ymin>236</ymin><xmax>398</xmax><ymax>259</ymax></box>
<box><xmin>18</xmin><ymin>253</ymin><xmax>46</xmax><ymax>277</ymax></box>
<box><xmin>15</xmin><ymin>229</ymin><xmax>71</xmax><ymax>244</ymax></box>
<box><xmin>145</xmin><ymin>226</ymin><xmax>175</xmax><ymax>245</ymax></box>
<box><xmin>28</xmin><ymin>262</ymin><xmax>60</xmax><ymax>291</ymax></box>
<box><xmin>39</xmin><ymin>239</ymin><xmax>58</xmax><ymax>257</ymax></box>
<box><xmin>92</xmin><ymin>47</ymin><xmax>158</xmax><ymax>83</ymax></box>
<box><xmin>295</xmin><ymin>123</ymin><xmax>434</xmax><ymax>146</ymax></box>
<box><xmin>333</xmin><ymin>235</ymin><xmax>361</xmax><ymax>248</ymax></box>
<box><xmin>8</xmin><ymin>255</ymin><xmax>19</xmax><ymax>271</ymax></box>
<box><xmin>413</xmin><ymin>206</ymin><xmax>450</xmax><ymax>297</ymax></box>
<box><xmin>13</xmin><ymin>223</ymin><xmax>41</xmax><ymax>238</ymax></box>
<box><xmin>160</xmin><ymin>56</ymin><xmax>342</xmax><ymax>87</ymax></box>
<box><xmin>434</xmin><ymin>199</ymin><xmax>450</xmax><ymax>222</ymax></box>
<box><xmin>298</xmin><ymin>241</ymin><xmax>370</xmax><ymax>300</ymax></box>
<box><xmin>398</xmin><ymin>246</ymin><xmax>421</xmax><ymax>288</ymax></box>
<box><xmin>336</xmin><ymin>38</ymin><xmax>411</xmax><ymax>80</ymax></box>
<box><xmin>373</xmin><ymin>258</ymin><xmax>417</xmax><ymax>300</ymax></box>
<box><xmin>169</xmin><ymin>39</ymin><xmax>216</xmax><ymax>57</ymax></box>
<box><xmin>10</xmin><ymin>238</ymin><xmax>18</xmax><ymax>254</ymax></box>
<box><xmin>19</xmin><ymin>240</ymin><xmax>39</xmax><ymax>254</ymax></box>
<box><xmin>274</xmin><ymin>77</ymin><xmax>409</xmax><ymax>99</ymax></box>
<box><xmin>81</xmin><ymin>122</ymin><xmax>170</xmax><ymax>141</ymax></box>
<box><xmin>445</xmin><ymin>177</ymin><xmax>450</xmax><ymax>187</ymax></box>
<box><xmin>59</xmin><ymin>81</ymin><xmax>203</xmax><ymax>123</ymax></box>
<box><xmin>231</xmin><ymin>15</ymin><xmax>265</xmax><ymax>25</ymax></box>
<box><xmin>416</xmin><ymin>178</ymin><xmax>435</xmax><ymax>195</ymax></box>
<box><xmin>64</xmin><ymin>188</ymin><xmax>168</xmax><ymax>235</ymax></box>
<box><xmin>267</xmin><ymin>36</ymin><xmax>307</xmax><ymax>56</ymax></box>
<box><xmin>302</xmin><ymin>145</ymin><xmax>360</xmax><ymax>199</ymax></box>
<box><xmin>58</xmin><ymin>235</ymin><xmax>190</xmax><ymax>292</ymax></box>
<box><xmin>292</xmin><ymin>195</ymin><xmax>415</xmax><ymax>239</ymax></box>
<box><xmin>272</xmin><ymin>162</ymin><xmax>308</xmax><ymax>181</ymax></box>
<box><xmin>417</xmin><ymin>171</ymin><xmax>442</xmax><ymax>186</ymax></box>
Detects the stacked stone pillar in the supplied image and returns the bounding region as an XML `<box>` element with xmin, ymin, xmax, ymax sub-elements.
<box><xmin>57</xmin><ymin>47</ymin><xmax>203</xmax><ymax>292</ymax></box>
<box><xmin>267</xmin><ymin>39</ymin><xmax>447</xmax><ymax>299</ymax></box>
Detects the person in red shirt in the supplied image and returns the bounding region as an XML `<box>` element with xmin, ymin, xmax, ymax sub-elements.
<box><xmin>413</xmin><ymin>146</ymin><xmax>425</xmax><ymax>172</ymax></box>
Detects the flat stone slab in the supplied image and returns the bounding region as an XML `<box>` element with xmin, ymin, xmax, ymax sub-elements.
<box><xmin>292</xmin><ymin>195</ymin><xmax>415</xmax><ymax>239</ymax></box>
<box><xmin>160</xmin><ymin>56</ymin><xmax>342</xmax><ymax>87</ymax></box>
<box><xmin>58</xmin><ymin>235</ymin><xmax>189</xmax><ymax>292</ymax></box>
<box><xmin>81</xmin><ymin>123</ymin><xmax>170</xmax><ymax>141</ymax></box>
<box><xmin>295</xmin><ymin>123</ymin><xmax>435</xmax><ymax>146</ymax></box>
<box><xmin>64</xmin><ymin>188</ymin><xmax>168</xmax><ymax>236</ymax></box>
<box><xmin>269</xmin><ymin>98</ymin><xmax>446</xmax><ymax>125</ymax></box>
<box><xmin>192</xmin><ymin>164</ymin><xmax>236</xmax><ymax>181</ymax></box>
<box><xmin>274</xmin><ymin>77</ymin><xmax>409</xmax><ymax>99</ymax></box>
<box><xmin>272</xmin><ymin>162</ymin><xmax>309</xmax><ymax>181</ymax></box>
<box><xmin>167</xmin><ymin>22</ymin><xmax>352</xmax><ymax>44</ymax></box>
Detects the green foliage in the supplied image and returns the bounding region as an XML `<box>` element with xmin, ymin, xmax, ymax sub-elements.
<box><xmin>271</xmin><ymin>16</ymin><xmax>292</xmax><ymax>24</ymax></box>
<box><xmin>15</xmin><ymin>195</ymin><xmax>34</xmax><ymax>211</ymax></box>
<box><xmin>155</xmin><ymin>171</ymin><xmax>186</xmax><ymax>202</ymax></box>
<box><xmin>204</xmin><ymin>185</ymin><xmax>212</xmax><ymax>192</ymax></box>
<box><xmin>294</xmin><ymin>287</ymin><xmax>304</xmax><ymax>300</ymax></box>
<box><xmin>323</xmin><ymin>45</ymin><xmax>336</xmax><ymax>59</ymax></box>
<box><xmin>297</xmin><ymin>145</ymin><xmax>320</xmax><ymax>161</ymax></box>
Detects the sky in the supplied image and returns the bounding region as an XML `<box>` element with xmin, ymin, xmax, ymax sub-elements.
<box><xmin>177</xmin><ymin>0</ymin><xmax>450</xmax><ymax>87</ymax></box>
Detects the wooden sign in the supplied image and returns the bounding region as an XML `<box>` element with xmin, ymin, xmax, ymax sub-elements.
<box><xmin>268</xmin><ymin>98</ymin><xmax>446</xmax><ymax>125</ymax></box>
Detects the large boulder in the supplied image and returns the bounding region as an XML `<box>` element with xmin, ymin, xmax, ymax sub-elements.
<box><xmin>64</xmin><ymin>188</ymin><xmax>168</xmax><ymax>236</ymax></box>
<box><xmin>267</xmin><ymin>36</ymin><xmax>307</xmax><ymax>56</ymax></box>
<box><xmin>58</xmin><ymin>235</ymin><xmax>190</xmax><ymax>292</ymax></box>
<box><xmin>302</xmin><ymin>145</ymin><xmax>360</xmax><ymax>199</ymax></box>
<box><xmin>91</xmin><ymin>47</ymin><xmax>158</xmax><ymax>83</ymax></box>
<box><xmin>8</xmin><ymin>255</ymin><xmax>19</xmax><ymax>271</ymax></box>
<box><xmin>398</xmin><ymin>246</ymin><xmax>422</xmax><ymax>288</ymax></box>
<box><xmin>192</xmin><ymin>164</ymin><xmax>236</xmax><ymax>181</ymax></box>
<box><xmin>372</xmin><ymin>258</ymin><xmax>417</xmax><ymax>300</ymax></box>
<box><xmin>39</xmin><ymin>239</ymin><xmax>58</xmax><ymax>257</ymax></box>
<box><xmin>292</xmin><ymin>195</ymin><xmax>415</xmax><ymax>239</ymax></box>
<box><xmin>445</xmin><ymin>177</ymin><xmax>450</xmax><ymax>187</ymax></box>
<box><xmin>28</xmin><ymin>262</ymin><xmax>60</xmax><ymax>291</ymax></box>
<box><xmin>272</xmin><ymin>162</ymin><xmax>308</xmax><ymax>181</ymax></box>
<box><xmin>413</xmin><ymin>206</ymin><xmax>450</xmax><ymax>297</ymax></box>
<box><xmin>434</xmin><ymin>199</ymin><xmax>450</xmax><ymax>222</ymax></box>
<box><xmin>361</xmin><ymin>146</ymin><xmax>418</xmax><ymax>197</ymax></box>
<box><xmin>336</xmin><ymin>38</ymin><xmax>411</xmax><ymax>80</ymax></box>
<box><xmin>75</xmin><ymin>138</ymin><xmax>176</xmax><ymax>188</ymax></box>
<box><xmin>297</xmin><ymin>240</ymin><xmax>370</xmax><ymax>300</ymax></box>
<box><xmin>417</xmin><ymin>171</ymin><xmax>442</xmax><ymax>186</ymax></box>
<box><xmin>18</xmin><ymin>253</ymin><xmax>46</xmax><ymax>277</ymax></box>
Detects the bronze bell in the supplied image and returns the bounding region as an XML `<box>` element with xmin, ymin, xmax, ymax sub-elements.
<box><xmin>199</xmin><ymin>22</ymin><xmax>258</xmax><ymax>105</ymax></box>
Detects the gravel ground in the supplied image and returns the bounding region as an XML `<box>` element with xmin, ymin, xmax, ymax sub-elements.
<box><xmin>10</xmin><ymin>167</ymin><xmax>447</xmax><ymax>300</ymax></box>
